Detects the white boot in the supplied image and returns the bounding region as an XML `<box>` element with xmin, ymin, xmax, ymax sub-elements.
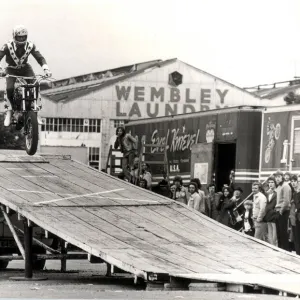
<box><xmin>4</xmin><ymin>110</ymin><xmax>12</xmax><ymax>127</ymax></box>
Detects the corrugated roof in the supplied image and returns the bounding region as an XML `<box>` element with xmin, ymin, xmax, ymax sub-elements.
<box><xmin>251</xmin><ymin>84</ymin><xmax>300</xmax><ymax>99</ymax></box>
<box><xmin>41</xmin><ymin>58</ymin><xmax>177</xmax><ymax>102</ymax></box>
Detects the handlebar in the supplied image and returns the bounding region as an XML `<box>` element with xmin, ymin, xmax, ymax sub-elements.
<box><xmin>0</xmin><ymin>74</ymin><xmax>55</xmax><ymax>84</ymax></box>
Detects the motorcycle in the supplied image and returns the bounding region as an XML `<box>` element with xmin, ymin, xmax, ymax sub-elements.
<box><xmin>2</xmin><ymin>74</ymin><xmax>52</xmax><ymax>156</ymax></box>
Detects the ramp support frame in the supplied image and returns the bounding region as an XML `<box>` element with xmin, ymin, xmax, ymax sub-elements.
<box><xmin>24</xmin><ymin>220</ymin><xmax>33</xmax><ymax>279</ymax></box>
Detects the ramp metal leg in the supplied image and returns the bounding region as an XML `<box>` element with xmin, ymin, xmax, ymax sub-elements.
<box><xmin>9</xmin><ymin>219</ymin><xmax>47</xmax><ymax>281</ymax></box>
<box><xmin>60</xmin><ymin>239</ymin><xmax>67</xmax><ymax>272</ymax></box>
<box><xmin>24</xmin><ymin>221</ymin><xmax>33</xmax><ymax>279</ymax></box>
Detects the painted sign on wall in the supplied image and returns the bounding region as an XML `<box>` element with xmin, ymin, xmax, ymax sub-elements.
<box><xmin>126</xmin><ymin>115</ymin><xmax>218</xmax><ymax>175</ymax></box>
<box><xmin>115</xmin><ymin>85</ymin><xmax>230</xmax><ymax>118</ymax></box>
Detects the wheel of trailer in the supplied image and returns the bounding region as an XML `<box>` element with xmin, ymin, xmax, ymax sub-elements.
<box><xmin>275</xmin><ymin>123</ymin><xmax>281</xmax><ymax>140</ymax></box>
<box><xmin>264</xmin><ymin>148</ymin><xmax>271</xmax><ymax>164</ymax></box>
<box><xmin>24</xmin><ymin>111</ymin><xmax>39</xmax><ymax>156</ymax></box>
<box><xmin>33</xmin><ymin>247</ymin><xmax>46</xmax><ymax>271</ymax></box>
<box><xmin>0</xmin><ymin>260</ymin><xmax>9</xmax><ymax>270</ymax></box>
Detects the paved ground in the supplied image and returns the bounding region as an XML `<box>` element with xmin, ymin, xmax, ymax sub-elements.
<box><xmin>0</xmin><ymin>259</ymin><xmax>290</xmax><ymax>299</ymax></box>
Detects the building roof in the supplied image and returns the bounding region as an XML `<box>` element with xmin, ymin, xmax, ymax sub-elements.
<box><xmin>245</xmin><ymin>80</ymin><xmax>300</xmax><ymax>99</ymax></box>
<box><xmin>40</xmin><ymin>58</ymin><xmax>260</xmax><ymax>103</ymax></box>
<box><xmin>40</xmin><ymin>59</ymin><xmax>175</xmax><ymax>102</ymax></box>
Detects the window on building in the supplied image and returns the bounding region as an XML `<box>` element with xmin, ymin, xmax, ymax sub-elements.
<box><xmin>113</xmin><ymin>119</ymin><xmax>128</xmax><ymax>128</ymax></box>
<box><xmin>88</xmin><ymin>147</ymin><xmax>100</xmax><ymax>170</ymax></box>
<box><xmin>41</xmin><ymin>118</ymin><xmax>101</xmax><ymax>133</ymax></box>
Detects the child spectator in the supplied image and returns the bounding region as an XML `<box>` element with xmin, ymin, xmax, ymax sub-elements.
<box><xmin>139</xmin><ymin>178</ymin><xmax>148</xmax><ymax>189</ymax></box>
<box><xmin>140</xmin><ymin>163</ymin><xmax>152</xmax><ymax>190</ymax></box>
<box><xmin>231</xmin><ymin>187</ymin><xmax>244</xmax><ymax>230</ymax></box>
<box><xmin>243</xmin><ymin>200</ymin><xmax>255</xmax><ymax>236</ymax></box>
<box><xmin>169</xmin><ymin>184</ymin><xmax>176</xmax><ymax>200</ymax></box>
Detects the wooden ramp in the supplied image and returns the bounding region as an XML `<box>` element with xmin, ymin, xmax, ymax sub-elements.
<box><xmin>0</xmin><ymin>151</ymin><xmax>300</xmax><ymax>295</ymax></box>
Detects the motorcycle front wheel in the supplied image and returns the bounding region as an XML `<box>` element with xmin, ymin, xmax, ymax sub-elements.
<box><xmin>24</xmin><ymin>111</ymin><xmax>39</xmax><ymax>156</ymax></box>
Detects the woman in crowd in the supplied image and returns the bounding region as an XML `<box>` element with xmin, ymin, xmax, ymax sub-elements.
<box><xmin>188</xmin><ymin>182</ymin><xmax>205</xmax><ymax>213</ymax></box>
<box><xmin>172</xmin><ymin>176</ymin><xmax>189</xmax><ymax>204</ymax></box>
<box><xmin>190</xmin><ymin>178</ymin><xmax>205</xmax><ymax>213</ymax></box>
<box><xmin>216</xmin><ymin>187</ymin><xmax>235</xmax><ymax>227</ymax></box>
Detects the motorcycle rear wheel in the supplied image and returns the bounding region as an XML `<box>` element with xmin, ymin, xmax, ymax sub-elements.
<box><xmin>25</xmin><ymin>111</ymin><xmax>39</xmax><ymax>156</ymax></box>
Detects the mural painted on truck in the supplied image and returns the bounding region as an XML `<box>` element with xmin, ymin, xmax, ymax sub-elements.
<box><xmin>260</xmin><ymin>111</ymin><xmax>294</xmax><ymax>172</ymax></box>
<box><xmin>126</xmin><ymin>116</ymin><xmax>217</xmax><ymax>176</ymax></box>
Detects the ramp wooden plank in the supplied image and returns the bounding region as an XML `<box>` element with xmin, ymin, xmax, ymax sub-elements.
<box><xmin>71</xmin><ymin>207</ymin><xmax>224</xmax><ymax>274</ymax></box>
<box><xmin>49</xmin><ymin>159</ymin><xmax>168</xmax><ymax>203</ymax></box>
<box><xmin>31</xmin><ymin>162</ymin><xmax>167</xmax><ymax>206</ymax></box>
<box><xmin>165</xmin><ymin>204</ymin><xmax>300</xmax><ymax>273</ymax></box>
<box><xmin>23</xmin><ymin>206</ymin><xmax>191</xmax><ymax>274</ymax></box>
<box><xmin>0</xmin><ymin>152</ymin><xmax>47</xmax><ymax>163</ymax></box>
<box><xmin>150</xmin><ymin>204</ymin><xmax>300</xmax><ymax>274</ymax></box>
<box><xmin>104</xmin><ymin>206</ymin><xmax>267</xmax><ymax>274</ymax></box>
<box><xmin>0</xmin><ymin>163</ymin><xmax>155</xmax><ymax>207</ymax></box>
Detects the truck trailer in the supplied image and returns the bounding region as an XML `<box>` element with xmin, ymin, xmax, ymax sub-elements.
<box><xmin>125</xmin><ymin>106</ymin><xmax>263</xmax><ymax>195</ymax></box>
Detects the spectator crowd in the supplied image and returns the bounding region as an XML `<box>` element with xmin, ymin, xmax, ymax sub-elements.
<box><xmin>164</xmin><ymin>170</ymin><xmax>300</xmax><ymax>255</ymax></box>
<box><xmin>113</xmin><ymin>127</ymin><xmax>300</xmax><ymax>255</ymax></box>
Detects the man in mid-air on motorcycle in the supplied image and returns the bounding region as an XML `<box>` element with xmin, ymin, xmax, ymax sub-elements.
<box><xmin>0</xmin><ymin>25</ymin><xmax>52</xmax><ymax>127</ymax></box>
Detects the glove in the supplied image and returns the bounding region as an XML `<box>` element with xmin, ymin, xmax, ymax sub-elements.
<box><xmin>44</xmin><ymin>69</ymin><xmax>52</xmax><ymax>78</ymax></box>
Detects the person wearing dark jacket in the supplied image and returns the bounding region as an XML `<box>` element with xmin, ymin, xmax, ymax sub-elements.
<box><xmin>274</xmin><ymin>170</ymin><xmax>292</xmax><ymax>251</ymax></box>
<box><xmin>205</xmin><ymin>183</ymin><xmax>219</xmax><ymax>220</ymax></box>
<box><xmin>290</xmin><ymin>175</ymin><xmax>300</xmax><ymax>254</ymax></box>
<box><xmin>264</xmin><ymin>176</ymin><xmax>278</xmax><ymax>246</ymax></box>
<box><xmin>114</xmin><ymin>127</ymin><xmax>137</xmax><ymax>181</ymax></box>
<box><xmin>242</xmin><ymin>200</ymin><xmax>255</xmax><ymax>236</ymax></box>
<box><xmin>217</xmin><ymin>187</ymin><xmax>235</xmax><ymax>227</ymax></box>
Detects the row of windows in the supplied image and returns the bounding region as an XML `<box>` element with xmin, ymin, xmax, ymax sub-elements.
<box><xmin>41</xmin><ymin>118</ymin><xmax>101</xmax><ymax>133</ymax></box>
<box><xmin>89</xmin><ymin>147</ymin><xmax>100</xmax><ymax>170</ymax></box>
<box><xmin>41</xmin><ymin>118</ymin><xmax>129</xmax><ymax>132</ymax></box>
<box><xmin>113</xmin><ymin>119</ymin><xmax>128</xmax><ymax>128</ymax></box>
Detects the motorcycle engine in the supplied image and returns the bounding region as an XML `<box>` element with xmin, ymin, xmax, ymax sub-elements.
<box><xmin>14</xmin><ymin>84</ymin><xmax>23</xmax><ymax>102</ymax></box>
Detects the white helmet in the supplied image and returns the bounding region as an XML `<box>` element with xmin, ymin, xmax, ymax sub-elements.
<box><xmin>13</xmin><ymin>25</ymin><xmax>28</xmax><ymax>45</ymax></box>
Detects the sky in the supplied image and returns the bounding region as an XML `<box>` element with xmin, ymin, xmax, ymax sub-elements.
<box><xmin>0</xmin><ymin>0</ymin><xmax>299</xmax><ymax>88</ymax></box>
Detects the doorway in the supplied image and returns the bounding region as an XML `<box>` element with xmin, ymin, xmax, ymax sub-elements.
<box><xmin>215</xmin><ymin>143</ymin><xmax>236</xmax><ymax>192</ymax></box>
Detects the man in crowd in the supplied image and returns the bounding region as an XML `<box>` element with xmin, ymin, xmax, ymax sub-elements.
<box><xmin>205</xmin><ymin>183</ymin><xmax>219</xmax><ymax>220</ymax></box>
<box><xmin>252</xmin><ymin>182</ymin><xmax>267</xmax><ymax>241</ymax></box>
<box><xmin>263</xmin><ymin>176</ymin><xmax>277</xmax><ymax>246</ymax></box>
<box><xmin>274</xmin><ymin>170</ymin><xmax>292</xmax><ymax>251</ymax></box>
<box><xmin>289</xmin><ymin>175</ymin><xmax>298</xmax><ymax>252</ymax></box>
<box><xmin>114</xmin><ymin>127</ymin><xmax>137</xmax><ymax>181</ymax></box>
<box><xmin>294</xmin><ymin>176</ymin><xmax>300</xmax><ymax>255</ymax></box>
